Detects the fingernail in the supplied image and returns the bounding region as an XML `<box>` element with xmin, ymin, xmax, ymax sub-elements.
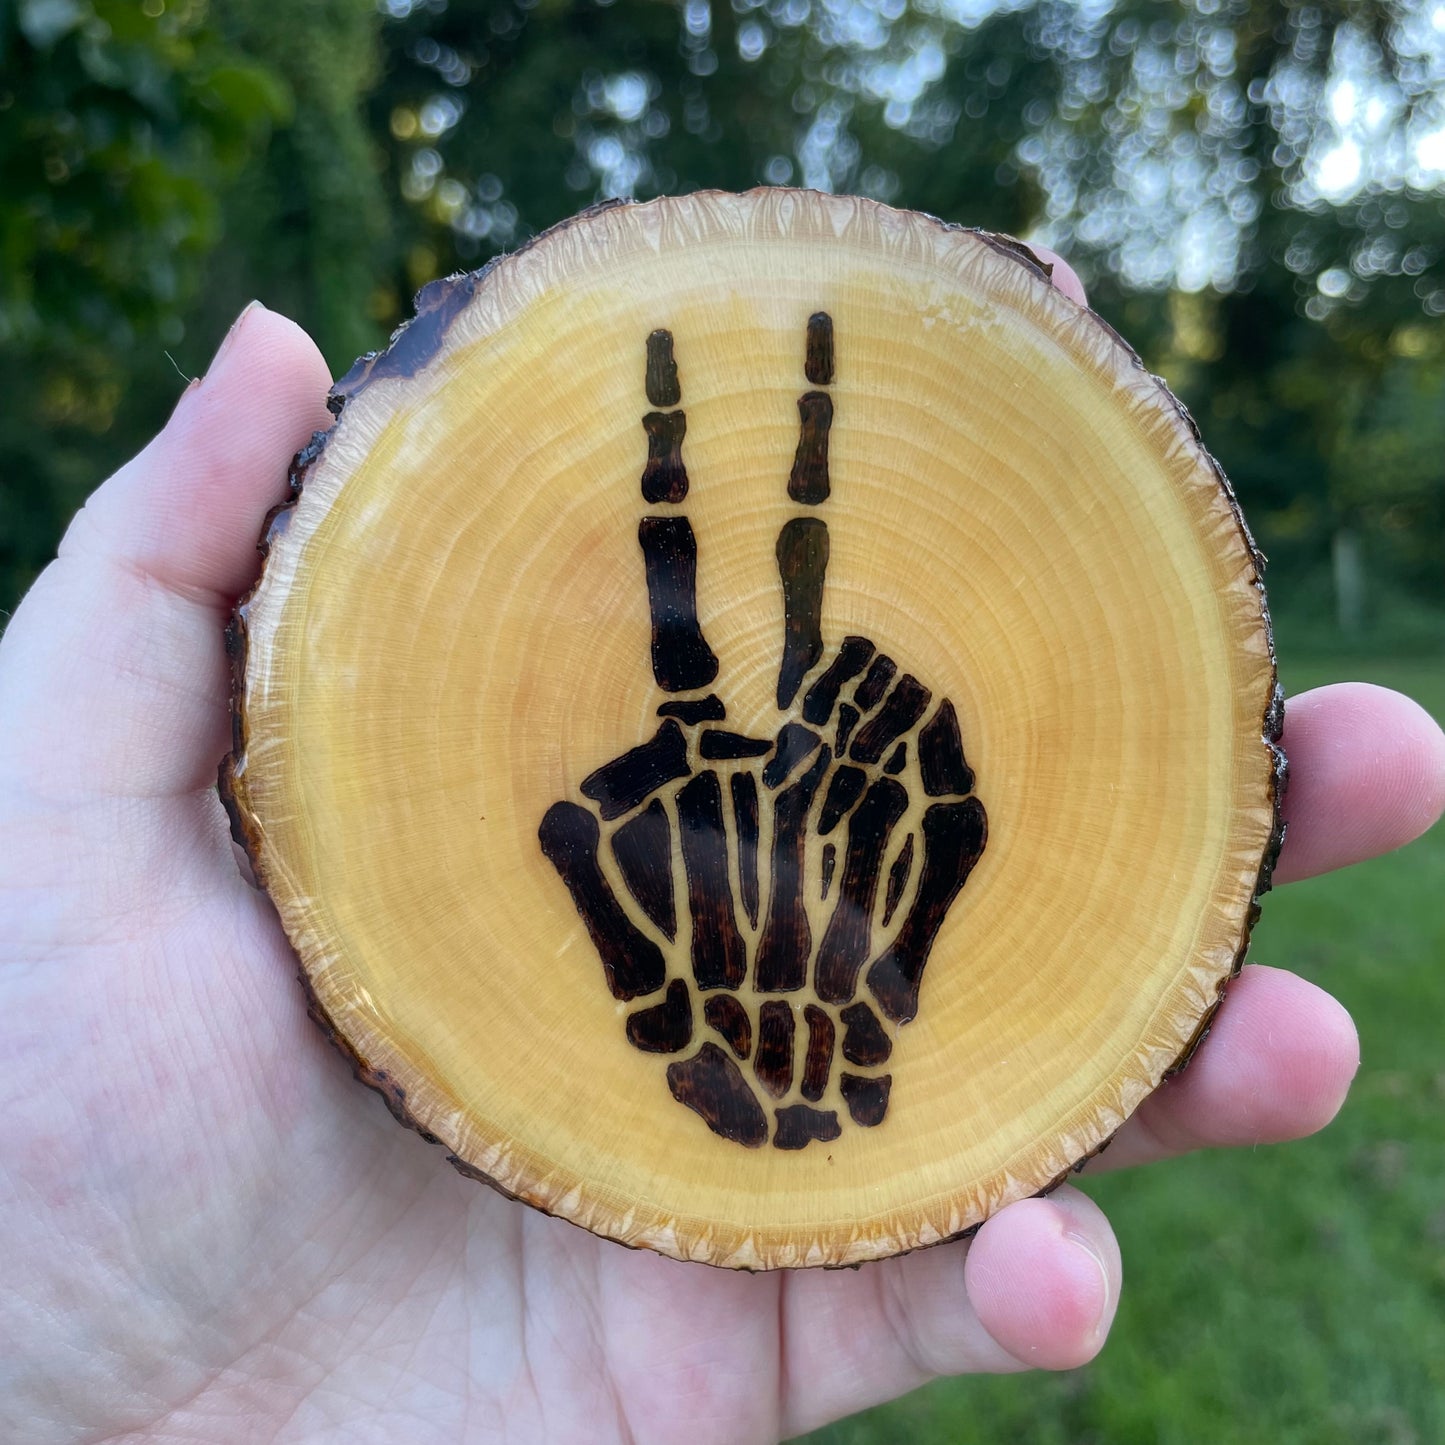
<box><xmin>173</xmin><ymin>302</ymin><xmax>264</xmax><ymax>420</ymax></box>
<box><xmin>208</xmin><ymin>300</ymin><xmax>265</xmax><ymax>375</ymax></box>
<box><xmin>1066</xmin><ymin>1229</ymin><xmax>1112</xmax><ymax>1336</ymax></box>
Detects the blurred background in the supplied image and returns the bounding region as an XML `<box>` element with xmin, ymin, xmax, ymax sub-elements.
<box><xmin>1</xmin><ymin>1</ymin><xmax>1440</xmax><ymax>1440</ymax></box>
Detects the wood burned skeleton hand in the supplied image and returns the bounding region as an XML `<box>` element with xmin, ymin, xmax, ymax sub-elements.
<box><xmin>539</xmin><ymin>317</ymin><xmax>987</xmax><ymax>1150</ymax></box>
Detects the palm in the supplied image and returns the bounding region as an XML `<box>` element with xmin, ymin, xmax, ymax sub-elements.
<box><xmin>0</xmin><ymin>797</ymin><xmax>818</xmax><ymax>1439</ymax></box>
<box><xmin>0</xmin><ymin>554</ymin><xmax>784</xmax><ymax>1442</ymax></box>
<box><xmin>2</xmin><ymin>303</ymin><xmax>1440</xmax><ymax>1445</ymax></box>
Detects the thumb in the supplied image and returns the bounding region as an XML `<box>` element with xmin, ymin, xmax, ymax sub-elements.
<box><xmin>0</xmin><ymin>304</ymin><xmax>333</xmax><ymax>803</ymax></box>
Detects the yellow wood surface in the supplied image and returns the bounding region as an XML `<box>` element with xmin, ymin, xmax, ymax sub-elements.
<box><xmin>227</xmin><ymin>190</ymin><xmax>1278</xmax><ymax>1268</ymax></box>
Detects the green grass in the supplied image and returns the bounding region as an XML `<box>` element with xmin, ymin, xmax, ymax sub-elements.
<box><xmin>799</xmin><ymin>656</ymin><xmax>1445</xmax><ymax>1445</ymax></box>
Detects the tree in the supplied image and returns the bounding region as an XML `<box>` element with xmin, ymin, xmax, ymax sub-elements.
<box><xmin>2</xmin><ymin>0</ymin><xmax>1441</xmax><ymax>622</ymax></box>
<box><xmin>0</xmin><ymin>0</ymin><xmax>293</xmax><ymax>606</ymax></box>
<box><xmin>0</xmin><ymin>0</ymin><xmax>389</xmax><ymax>610</ymax></box>
<box><xmin>364</xmin><ymin>0</ymin><xmax>1444</xmax><ymax>617</ymax></box>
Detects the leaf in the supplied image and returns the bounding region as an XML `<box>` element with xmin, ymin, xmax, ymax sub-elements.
<box><xmin>203</xmin><ymin>62</ymin><xmax>294</xmax><ymax>129</ymax></box>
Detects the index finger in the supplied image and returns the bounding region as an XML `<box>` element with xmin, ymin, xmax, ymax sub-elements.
<box><xmin>1275</xmin><ymin>682</ymin><xmax>1445</xmax><ymax>884</ymax></box>
<box><xmin>1028</xmin><ymin>244</ymin><xmax>1089</xmax><ymax>306</ymax></box>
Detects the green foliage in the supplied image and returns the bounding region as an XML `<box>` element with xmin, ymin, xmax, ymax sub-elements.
<box><xmin>364</xmin><ymin>0</ymin><xmax>1056</xmax><ymax>288</ymax></box>
<box><xmin>0</xmin><ymin>0</ymin><xmax>291</xmax><ymax>347</ymax></box>
<box><xmin>0</xmin><ymin>0</ymin><xmax>296</xmax><ymax>607</ymax></box>
<box><xmin>209</xmin><ymin>0</ymin><xmax>393</xmax><ymax>369</ymax></box>
<box><xmin>0</xmin><ymin>0</ymin><xmax>390</xmax><ymax>609</ymax></box>
<box><xmin>0</xmin><ymin>0</ymin><xmax>1442</xmax><ymax>628</ymax></box>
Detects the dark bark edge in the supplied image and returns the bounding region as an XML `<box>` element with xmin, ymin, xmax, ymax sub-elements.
<box><xmin>217</xmin><ymin>189</ymin><xmax>1286</xmax><ymax>1270</ymax></box>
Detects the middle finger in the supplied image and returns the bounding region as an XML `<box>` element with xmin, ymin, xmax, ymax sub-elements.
<box><xmin>1082</xmin><ymin>963</ymin><xmax>1359</xmax><ymax>1172</ymax></box>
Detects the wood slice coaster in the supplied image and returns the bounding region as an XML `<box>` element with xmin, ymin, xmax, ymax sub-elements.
<box><xmin>222</xmin><ymin>189</ymin><xmax>1284</xmax><ymax>1269</ymax></box>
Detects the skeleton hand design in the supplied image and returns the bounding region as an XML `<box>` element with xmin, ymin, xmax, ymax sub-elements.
<box><xmin>539</xmin><ymin>317</ymin><xmax>987</xmax><ymax>1150</ymax></box>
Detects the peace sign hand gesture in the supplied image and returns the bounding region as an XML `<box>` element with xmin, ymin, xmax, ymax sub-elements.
<box><xmin>541</xmin><ymin>316</ymin><xmax>986</xmax><ymax>1150</ymax></box>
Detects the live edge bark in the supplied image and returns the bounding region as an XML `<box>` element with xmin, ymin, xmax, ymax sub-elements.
<box><xmin>217</xmin><ymin>190</ymin><xmax>1286</xmax><ymax>1269</ymax></box>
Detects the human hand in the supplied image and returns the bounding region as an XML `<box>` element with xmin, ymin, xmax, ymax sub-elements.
<box><xmin>3</xmin><ymin>284</ymin><xmax>1442</xmax><ymax>1444</ymax></box>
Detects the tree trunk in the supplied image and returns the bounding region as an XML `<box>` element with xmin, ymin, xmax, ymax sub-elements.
<box><xmin>1333</xmin><ymin>525</ymin><xmax>1366</xmax><ymax>636</ymax></box>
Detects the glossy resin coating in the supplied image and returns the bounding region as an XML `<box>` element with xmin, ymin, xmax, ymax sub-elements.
<box><xmin>221</xmin><ymin>190</ymin><xmax>1284</xmax><ymax>1269</ymax></box>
